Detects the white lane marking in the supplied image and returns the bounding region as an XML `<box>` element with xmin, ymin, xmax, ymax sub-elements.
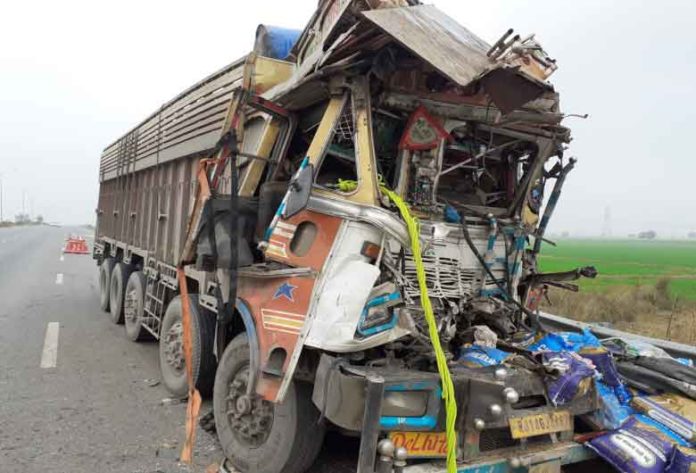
<box><xmin>59</xmin><ymin>255</ymin><xmax>64</xmax><ymax>262</ymax></box>
<box><xmin>40</xmin><ymin>322</ymin><xmax>60</xmax><ymax>368</ymax></box>
<box><xmin>55</xmin><ymin>273</ymin><xmax>63</xmax><ymax>284</ymax></box>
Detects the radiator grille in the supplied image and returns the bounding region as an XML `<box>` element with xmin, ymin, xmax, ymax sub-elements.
<box><xmin>388</xmin><ymin>222</ymin><xmax>508</xmax><ymax>302</ymax></box>
<box><xmin>395</xmin><ymin>250</ymin><xmax>479</xmax><ymax>300</ymax></box>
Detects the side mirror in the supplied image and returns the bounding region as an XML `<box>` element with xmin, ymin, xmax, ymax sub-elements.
<box><xmin>283</xmin><ymin>164</ymin><xmax>314</xmax><ymax>218</ymax></box>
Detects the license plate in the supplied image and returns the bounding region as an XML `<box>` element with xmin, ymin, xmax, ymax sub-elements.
<box><xmin>509</xmin><ymin>411</ymin><xmax>572</xmax><ymax>439</ymax></box>
<box><xmin>388</xmin><ymin>431</ymin><xmax>448</xmax><ymax>458</ymax></box>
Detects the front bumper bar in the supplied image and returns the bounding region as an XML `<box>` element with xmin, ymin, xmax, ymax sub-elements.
<box><xmin>401</xmin><ymin>441</ymin><xmax>595</xmax><ymax>473</ymax></box>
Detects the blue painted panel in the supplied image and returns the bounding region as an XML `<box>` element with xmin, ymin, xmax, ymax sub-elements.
<box><xmin>256</xmin><ymin>25</ymin><xmax>302</xmax><ymax>60</ymax></box>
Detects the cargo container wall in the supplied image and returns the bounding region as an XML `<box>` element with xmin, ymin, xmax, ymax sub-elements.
<box><xmin>96</xmin><ymin>153</ymin><xmax>200</xmax><ymax>265</ymax></box>
<box><xmin>95</xmin><ymin>58</ymin><xmax>247</xmax><ymax>266</ymax></box>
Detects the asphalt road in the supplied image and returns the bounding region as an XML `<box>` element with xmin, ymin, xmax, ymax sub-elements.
<box><xmin>0</xmin><ymin>225</ymin><xmax>359</xmax><ymax>473</ymax></box>
<box><xmin>0</xmin><ymin>225</ymin><xmax>221</xmax><ymax>473</ymax></box>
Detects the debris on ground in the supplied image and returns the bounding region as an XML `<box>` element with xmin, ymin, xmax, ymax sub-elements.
<box><xmin>199</xmin><ymin>411</ymin><xmax>216</xmax><ymax>434</ymax></box>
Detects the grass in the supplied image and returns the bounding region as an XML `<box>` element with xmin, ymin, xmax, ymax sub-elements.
<box><xmin>538</xmin><ymin>238</ymin><xmax>696</xmax><ymax>342</ymax></box>
<box><xmin>539</xmin><ymin>239</ymin><xmax>696</xmax><ymax>300</ymax></box>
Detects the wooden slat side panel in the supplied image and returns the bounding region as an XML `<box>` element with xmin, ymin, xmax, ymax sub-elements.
<box><xmin>100</xmin><ymin>57</ymin><xmax>245</xmax><ymax>151</ymax></box>
<box><xmin>99</xmin><ymin>63</ymin><xmax>244</xmax><ymax>181</ymax></box>
<box><xmin>146</xmin><ymin>168</ymin><xmax>156</xmax><ymax>253</ymax></box>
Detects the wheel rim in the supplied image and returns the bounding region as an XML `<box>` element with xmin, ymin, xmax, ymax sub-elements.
<box><xmin>225</xmin><ymin>364</ymin><xmax>274</xmax><ymax>446</ymax></box>
<box><xmin>163</xmin><ymin>321</ymin><xmax>185</xmax><ymax>373</ymax></box>
<box><xmin>124</xmin><ymin>287</ymin><xmax>138</xmax><ymax>324</ymax></box>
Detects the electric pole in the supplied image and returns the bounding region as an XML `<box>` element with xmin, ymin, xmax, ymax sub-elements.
<box><xmin>601</xmin><ymin>205</ymin><xmax>612</xmax><ymax>238</ymax></box>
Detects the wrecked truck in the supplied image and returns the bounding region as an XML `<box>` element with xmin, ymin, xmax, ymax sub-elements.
<box><xmin>94</xmin><ymin>1</ymin><xmax>601</xmax><ymax>472</ymax></box>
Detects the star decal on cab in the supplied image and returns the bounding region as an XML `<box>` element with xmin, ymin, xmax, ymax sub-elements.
<box><xmin>273</xmin><ymin>282</ymin><xmax>297</xmax><ymax>302</ymax></box>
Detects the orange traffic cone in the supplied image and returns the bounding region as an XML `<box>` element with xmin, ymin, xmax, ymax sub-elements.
<box><xmin>63</xmin><ymin>236</ymin><xmax>90</xmax><ymax>254</ymax></box>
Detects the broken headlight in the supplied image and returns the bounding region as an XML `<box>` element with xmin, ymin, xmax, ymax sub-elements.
<box><xmin>382</xmin><ymin>390</ymin><xmax>429</xmax><ymax>418</ymax></box>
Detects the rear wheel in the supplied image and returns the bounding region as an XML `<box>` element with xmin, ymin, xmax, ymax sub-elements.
<box><xmin>109</xmin><ymin>262</ymin><xmax>132</xmax><ymax>324</ymax></box>
<box><xmin>158</xmin><ymin>295</ymin><xmax>216</xmax><ymax>397</ymax></box>
<box><xmin>124</xmin><ymin>271</ymin><xmax>149</xmax><ymax>341</ymax></box>
<box><xmin>99</xmin><ymin>258</ymin><xmax>115</xmax><ymax>312</ymax></box>
<box><xmin>214</xmin><ymin>334</ymin><xmax>325</xmax><ymax>473</ymax></box>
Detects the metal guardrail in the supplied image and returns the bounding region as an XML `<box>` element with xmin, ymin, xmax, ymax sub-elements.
<box><xmin>538</xmin><ymin>311</ymin><xmax>696</xmax><ymax>361</ymax></box>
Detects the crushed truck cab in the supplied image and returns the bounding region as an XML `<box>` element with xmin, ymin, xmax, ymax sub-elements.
<box><xmin>94</xmin><ymin>1</ymin><xmax>601</xmax><ymax>473</ymax></box>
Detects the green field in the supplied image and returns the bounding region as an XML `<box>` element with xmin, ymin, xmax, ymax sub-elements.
<box><xmin>538</xmin><ymin>239</ymin><xmax>696</xmax><ymax>300</ymax></box>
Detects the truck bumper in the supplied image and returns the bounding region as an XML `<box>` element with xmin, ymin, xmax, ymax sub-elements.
<box><xmin>403</xmin><ymin>441</ymin><xmax>595</xmax><ymax>473</ymax></box>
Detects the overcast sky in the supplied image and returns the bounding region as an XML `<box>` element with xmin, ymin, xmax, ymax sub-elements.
<box><xmin>1</xmin><ymin>0</ymin><xmax>694</xmax><ymax>237</ymax></box>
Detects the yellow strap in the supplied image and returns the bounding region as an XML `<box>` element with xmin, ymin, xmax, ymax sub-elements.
<box><xmin>334</xmin><ymin>179</ymin><xmax>458</xmax><ymax>472</ymax></box>
<box><xmin>337</xmin><ymin>178</ymin><xmax>357</xmax><ymax>192</ymax></box>
<box><xmin>379</xmin><ymin>187</ymin><xmax>458</xmax><ymax>473</ymax></box>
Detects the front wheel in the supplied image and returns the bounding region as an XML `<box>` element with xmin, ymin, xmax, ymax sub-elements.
<box><xmin>213</xmin><ymin>334</ymin><xmax>325</xmax><ymax>473</ymax></box>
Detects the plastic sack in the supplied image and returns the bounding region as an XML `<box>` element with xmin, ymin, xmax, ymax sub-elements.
<box><xmin>458</xmin><ymin>345</ymin><xmax>511</xmax><ymax>368</ymax></box>
<box><xmin>587</xmin><ymin>415</ymin><xmax>685</xmax><ymax>473</ymax></box>
<box><xmin>579</xmin><ymin>346</ymin><xmax>623</xmax><ymax>387</ymax></box>
<box><xmin>579</xmin><ymin>345</ymin><xmax>633</xmax><ymax>405</ymax></box>
<box><xmin>541</xmin><ymin>351</ymin><xmax>595</xmax><ymax>406</ymax></box>
<box><xmin>603</xmin><ymin>337</ymin><xmax>672</xmax><ymax>359</ymax></box>
<box><xmin>632</xmin><ymin>395</ymin><xmax>696</xmax><ymax>444</ymax></box>
<box><xmin>594</xmin><ymin>381</ymin><xmax>634</xmax><ymax>429</ymax></box>
<box><xmin>666</xmin><ymin>446</ymin><xmax>696</xmax><ymax>473</ymax></box>
<box><xmin>528</xmin><ymin>328</ymin><xmax>601</xmax><ymax>353</ymax></box>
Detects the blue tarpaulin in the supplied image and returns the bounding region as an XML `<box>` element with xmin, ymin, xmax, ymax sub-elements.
<box><xmin>255</xmin><ymin>25</ymin><xmax>302</xmax><ymax>60</ymax></box>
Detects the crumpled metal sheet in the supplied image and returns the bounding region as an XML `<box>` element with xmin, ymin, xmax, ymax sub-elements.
<box><xmin>363</xmin><ymin>5</ymin><xmax>491</xmax><ymax>85</ymax></box>
<box><xmin>363</xmin><ymin>5</ymin><xmax>552</xmax><ymax>113</ymax></box>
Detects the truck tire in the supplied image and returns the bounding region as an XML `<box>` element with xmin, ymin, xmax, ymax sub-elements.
<box><xmin>124</xmin><ymin>271</ymin><xmax>149</xmax><ymax>341</ymax></box>
<box><xmin>99</xmin><ymin>258</ymin><xmax>115</xmax><ymax>312</ymax></box>
<box><xmin>109</xmin><ymin>262</ymin><xmax>132</xmax><ymax>324</ymax></box>
<box><xmin>159</xmin><ymin>295</ymin><xmax>216</xmax><ymax>398</ymax></box>
<box><xmin>213</xmin><ymin>334</ymin><xmax>325</xmax><ymax>473</ymax></box>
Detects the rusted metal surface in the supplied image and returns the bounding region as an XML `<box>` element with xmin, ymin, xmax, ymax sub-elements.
<box><xmin>362</xmin><ymin>5</ymin><xmax>552</xmax><ymax>112</ymax></box>
<box><xmin>96</xmin><ymin>153</ymin><xmax>200</xmax><ymax>264</ymax></box>
<box><xmin>362</xmin><ymin>6</ymin><xmax>492</xmax><ymax>87</ymax></box>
